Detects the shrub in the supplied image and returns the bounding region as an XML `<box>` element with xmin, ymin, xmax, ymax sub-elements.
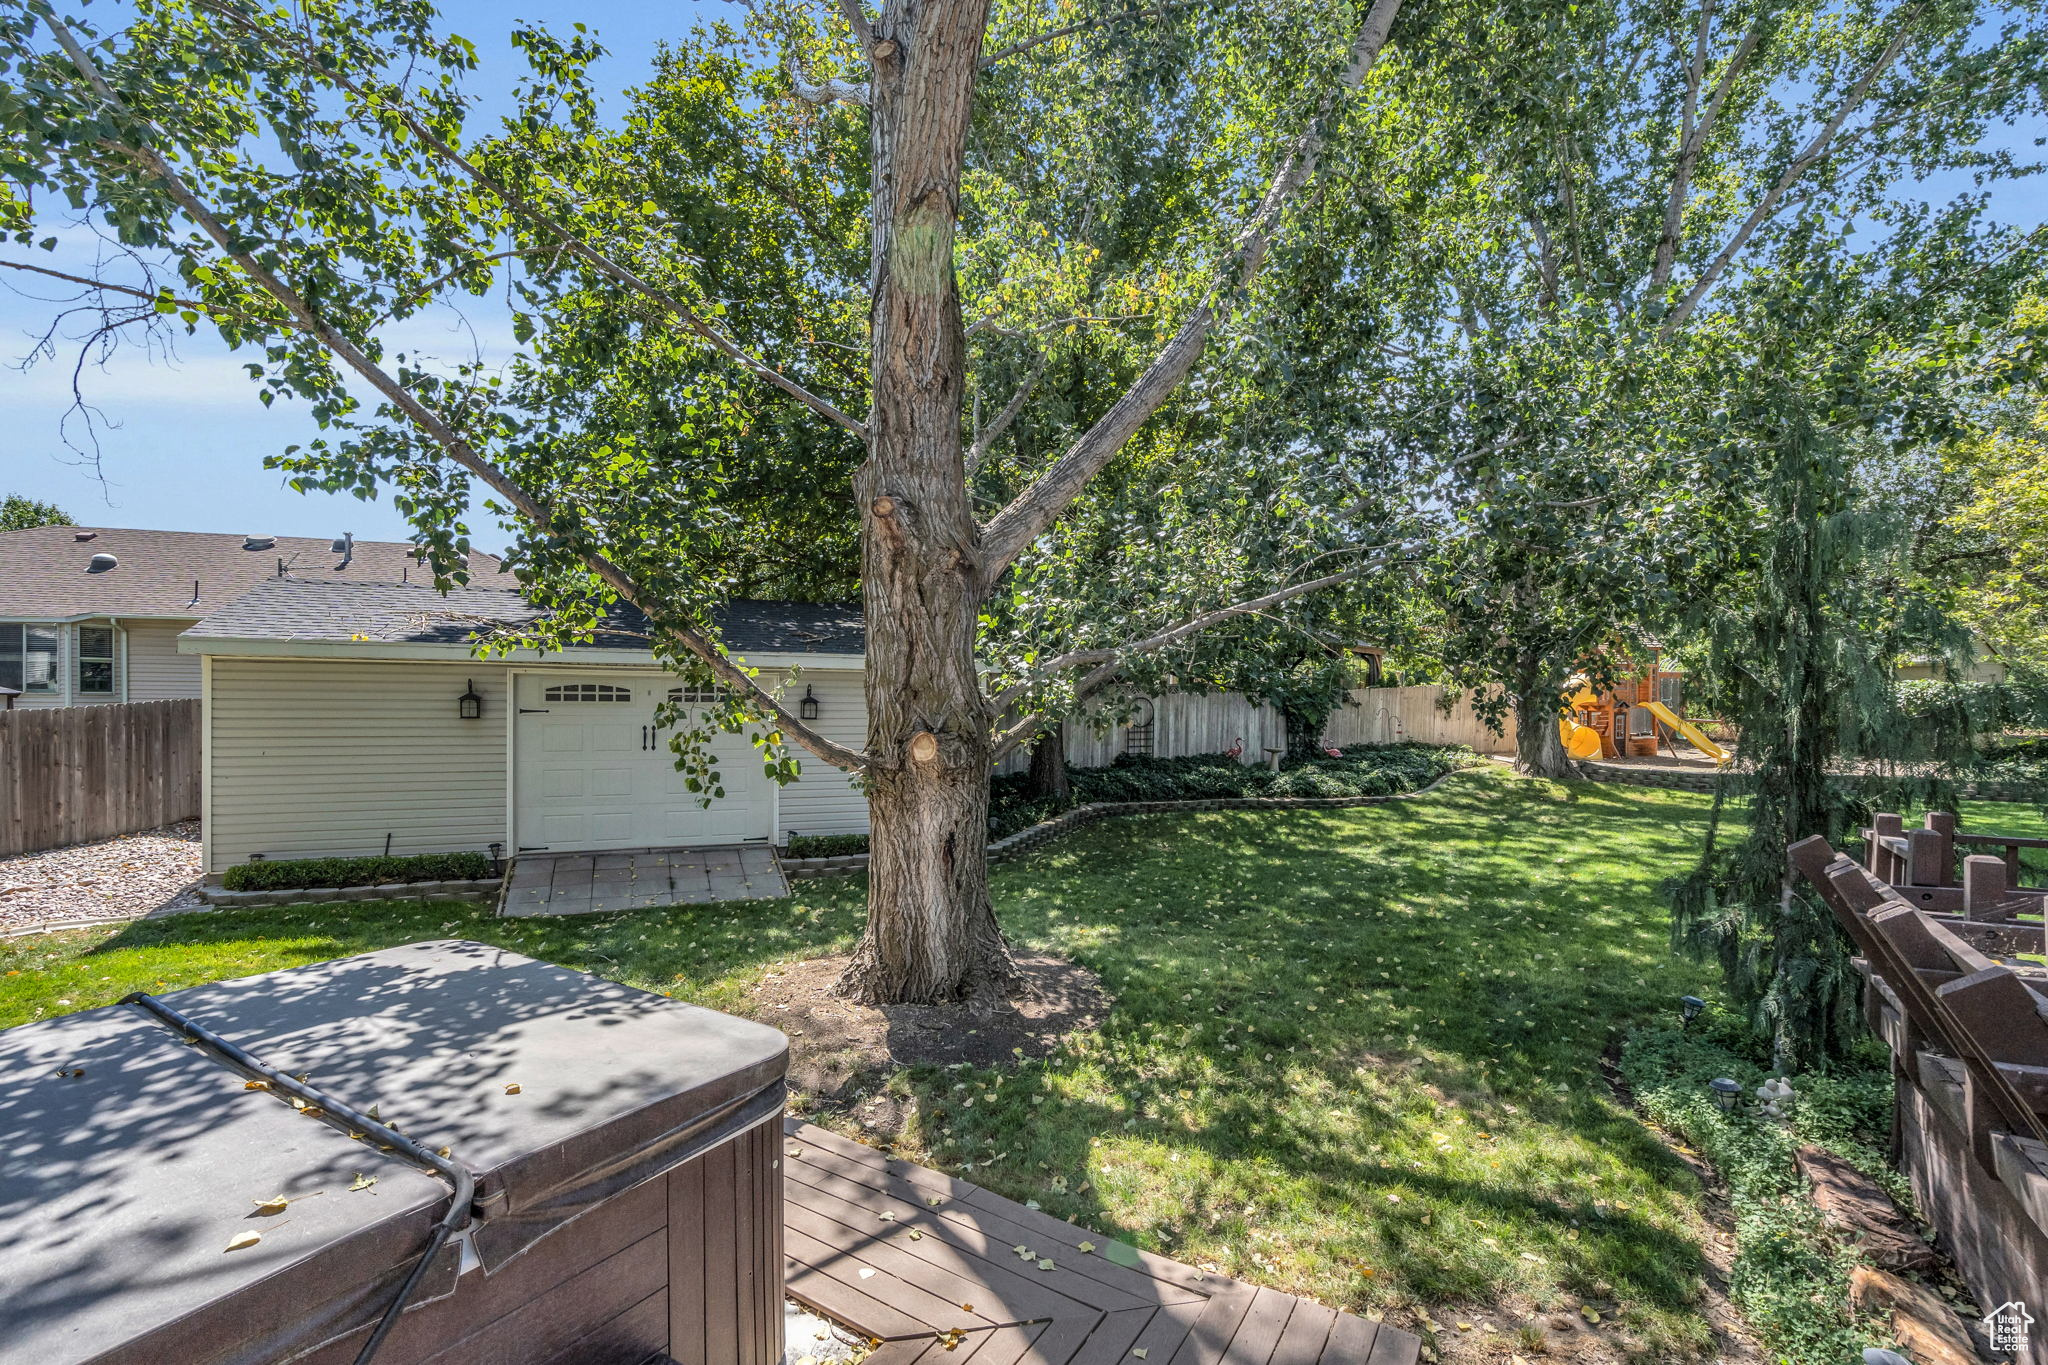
<box><xmin>221</xmin><ymin>851</ymin><xmax>495</xmax><ymax>891</ymax></box>
<box><xmin>778</xmin><ymin>743</ymin><xmax>1484</xmax><ymax>856</ymax></box>
<box><xmin>784</xmin><ymin>833</ymin><xmax>872</xmax><ymax>859</ymax></box>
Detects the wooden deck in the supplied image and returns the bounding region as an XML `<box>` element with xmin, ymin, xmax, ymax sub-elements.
<box><xmin>781</xmin><ymin>1121</ymin><xmax>1420</xmax><ymax>1365</ymax></box>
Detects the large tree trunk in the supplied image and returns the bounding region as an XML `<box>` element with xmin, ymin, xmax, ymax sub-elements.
<box><xmin>1027</xmin><ymin>723</ymin><xmax>1071</xmax><ymax>802</ymax></box>
<box><xmin>1511</xmin><ymin>651</ymin><xmax>1575</xmax><ymax>779</ymax></box>
<box><xmin>836</xmin><ymin>0</ymin><xmax>1014</xmax><ymax>1005</ymax></box>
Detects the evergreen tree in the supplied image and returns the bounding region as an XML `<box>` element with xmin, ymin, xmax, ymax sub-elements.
<box><xmin>1668</xmin><ymin>219</ymin><xmax>2043</xmax><ymax>1067</ymax></box>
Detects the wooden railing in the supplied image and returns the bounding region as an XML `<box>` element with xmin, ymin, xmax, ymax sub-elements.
<box><xmin>0</xmin><ymin>699</ymin><xmax>200</xmax><ymax>856</ymax></box>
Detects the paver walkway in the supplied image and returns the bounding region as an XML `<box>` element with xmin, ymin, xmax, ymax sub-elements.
<box><xmin>782</xmin><ymin>1121</ymin><xmax>1420</xmax><ymax>1365</ymax></box>
<box><xmin>499</xmin><ymin>844</ymin><xmax>789</xmax><ymax>916</ymax></box>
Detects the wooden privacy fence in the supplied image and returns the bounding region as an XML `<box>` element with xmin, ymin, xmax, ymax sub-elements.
<box><xmin>1320</xmin><ymin>685</ymin><xmax>1515</xmax><ymax>753</ymax></box>
<box><xmin>997</xmin><ymin>683</ymin><xmax>1512</xmax><ymax>774</ymax></box>
<box><xmin>0</xmin><ymin>699</ymin><xmax>200</xmax><ymax>856</ymax></box>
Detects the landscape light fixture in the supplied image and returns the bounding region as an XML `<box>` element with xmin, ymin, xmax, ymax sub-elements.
<box><xmin>458</xmin><ymin>680</ymin><xmax>483</xmax><ymax>720</ymax></box>
<box><xmin>799</xmin><ymin>685</ymin><xmax>820</xmax><ymax>721</ymax></box>
<box><xmin>1709</xmin><ymin>1077</ymin><xmax>1743</xmax><ymax>1113</ymax></box>
<box><xmin>1680</xmin><ymin>995</ymin><xmax>1706</xmax><ymax>1029</ymax></box>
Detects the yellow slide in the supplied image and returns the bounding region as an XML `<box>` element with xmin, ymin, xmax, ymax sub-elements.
<box><xmin>1558</xmin><ymin>717</ymin><xmax>1606</xmax><ymax>760</ymax></box>
<box><xmin>1642</xmin><ymin>701</ymin><xmax>1729</xmax><ymax>764</ymax></box>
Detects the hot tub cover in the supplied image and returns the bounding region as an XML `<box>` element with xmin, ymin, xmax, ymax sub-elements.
<box><xmin>0</xmin><ymin>939</ymin><xmax>788</xmax><ymax>1364</ymax></box>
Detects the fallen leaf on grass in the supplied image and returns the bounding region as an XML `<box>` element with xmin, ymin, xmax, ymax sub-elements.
<box><xmin>1580</xmin><ymin>1307</ymin><xmax>1601</xmax><ymax>1325</ymax></box>
<box><xmin>225</xmin><ymin>1231</ymin><xmax>262</xmax><ymax>1252</ymax></box>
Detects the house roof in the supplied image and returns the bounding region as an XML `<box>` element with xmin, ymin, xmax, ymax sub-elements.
<box><xmin>183</xmin><ymin>578</ymin><xmax>866</xmax><ymax>658</ymax></box>
<box><xmin>0</xmin><ymin>525</ymin><xmax>516</xmax><ymax>621</ymax></box>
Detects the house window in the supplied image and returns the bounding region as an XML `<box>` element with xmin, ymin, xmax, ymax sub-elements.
<box><xmin>77</xmin><ymin>626</ymin><xmax>115</xmax><ymax>695</ymax></box>
<box><xmin>0</xmin><ymin>624</ymin><xmax>59</xmax><ymax>693</ymax></box>
<box><xmin>669</xmin><ymin>685</ymin><xmax>720</xmax><ymax>704</ymax></box>
<box><xmin>543</xmin><ymin>683</ymin><xmax>634</xmax><ymax>703</ymax></box>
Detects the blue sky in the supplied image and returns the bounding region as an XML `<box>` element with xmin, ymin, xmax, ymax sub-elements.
<box><xmin>1</xmin><ymin>3</ymin><xmax>2041</xmax><ymax>549</ymax></box>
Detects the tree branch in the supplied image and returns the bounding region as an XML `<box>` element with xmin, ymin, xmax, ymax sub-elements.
<box><xmin>1650</xmin><ymin>8</ymin><xmax>1765</xmax><ymax>295</ymax></box>
<box><xmin>0</xmin><ymin>257</ymin><xmax>303</xmax><ymax>333</ymax></box>
<box><xmin>834</xmin><ymin>0</ymin><xmax>877</xmax><ymax>51</ymax></box>
<box><xmin>1660</xmin><ymin>10</ymin><xmax>1919</xmax><ymax>337</ymax></box>
<box><xmin>978</xmin><ymin>2</ymin><xmax>1201</xmax><ymax>70</ymax></box>
<box><xmin>987</xmin><ymin>544</ymin><xmax>1417</xmax><ymax>719</ymax></box>
<box><xmin>789</xmin><ymin>55</ymin><xmax>870</xmax><ymax>107</ymax></box>
<box><xmin>978</xmin><ymin>0</ymin><xmax>1404</xmax><ymax>577</ymax></box>
<box><xmin>40</xmin><ymin>13</ymin><xmax>872</xmax><ymax>772</ymax></box>
<box><xmin>965</xmin><ymin>350</ymin><xmax>1048</xmax><ymax>474</ymax></box>
<box><xmin>188</xmin><ymin>0</ymin><xmax>869</xmax><ymax>439</ymax></box>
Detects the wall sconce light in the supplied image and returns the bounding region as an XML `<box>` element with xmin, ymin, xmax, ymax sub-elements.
<box><xmin>1709</xmin><ymin>1077</ymin><xmax>1743</xmax><ymax>1113</ymax></box>
<box><xmin>799</xmin><ymin>685</ymin><xmax>820</xmax><ymax>721</ymax></box>
<box><xmin>458</xmin><ymin>679</ymin><xmax>483</xmax><ymax>720</ymax></box>
<box><xmin>1680</xmin><ymin>995</ymin><xmax>1706</xmax><ymax>1029</ymax></box>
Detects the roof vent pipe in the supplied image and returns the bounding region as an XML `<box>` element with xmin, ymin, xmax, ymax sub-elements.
<box><xmin>73</xmin><ymin>530</ymin><xmax>97</xmax><ymax>541</ymax></box>
<box><xmin>243</xmin><ymin>535</ymin><xmax>275</xmax><ymax>551</ymax></box>
<box><xmin>86</xmin><ymin>552</ymin><xmax>118</xmax><ymax>573</ymax></box>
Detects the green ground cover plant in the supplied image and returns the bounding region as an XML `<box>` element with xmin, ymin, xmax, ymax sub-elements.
<box><xmin>1620</xmin><ymin>1020</ymin><xmax>1902</xmax><ymax>1364</ymax></box>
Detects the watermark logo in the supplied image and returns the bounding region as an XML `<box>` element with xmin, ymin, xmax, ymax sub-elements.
<box><xmin>1982</xmin><ymin>1300</ymin><xmax>2033</xmax><ymax>1355</ymax></box>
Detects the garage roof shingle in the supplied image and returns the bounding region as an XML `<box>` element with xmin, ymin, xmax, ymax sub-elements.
<box><xmin>184</xmin><ymin>578</ymin><xmax>865</xmax><ymax>657</ymax></box>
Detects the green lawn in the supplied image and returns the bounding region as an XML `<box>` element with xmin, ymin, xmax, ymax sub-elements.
<box><xmin>8</xmin><ymin>767</ymin><xmax>2007</xmax><ymax>1359</ymax></box>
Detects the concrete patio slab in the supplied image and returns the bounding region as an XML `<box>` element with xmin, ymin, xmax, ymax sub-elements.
<box><xmin>499</xmin><ymin>844</ymin><xmax>789</xmax><ymax>917</ymax></box>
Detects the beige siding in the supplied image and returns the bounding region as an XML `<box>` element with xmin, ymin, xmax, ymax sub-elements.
<box><xmin>124</xmin><ymin>618</ymin><xmax>202</xmax><ymax>700</ymax></box>
<box><xmin>207</xmin><ymin>658</ymin><xmax>510</xmax><ymax>872</ymax></box>
<box><xmin>770</xmin><ymin>668</ymin><xmax>869</xmax><ymax>839</ymax></box>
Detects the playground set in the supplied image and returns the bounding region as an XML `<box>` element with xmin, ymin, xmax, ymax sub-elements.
<box><xmin>1558</xmin><ymin>653</ymin><xmax>1728</xmax><ymax>763</ymax></box>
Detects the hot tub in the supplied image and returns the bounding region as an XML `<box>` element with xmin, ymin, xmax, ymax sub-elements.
<box><xmin>0</xmin><ymin>940</ymin><xmax>789</xmax><ymax>1365</ymax></box>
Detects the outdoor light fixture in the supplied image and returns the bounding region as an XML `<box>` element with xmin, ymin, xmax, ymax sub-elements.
<box><xmin>1709</xmin><ymin>1077</ymin><xmax>1743</xmax><ymax>1113</ymax></box>
<box><xmin>458</xmin><ymin>680</ymin><xmax>483</xmax><ymax>720</ymax></box>
<box><xmin>1680</xmin><ymin>995</ymin><xmax>1706</xmax><ymax>1029</ymax></box>
<box><xmin>799</xmin><ymin>685</ymin><xmax>820</xmax><ymax>721</ymax></box>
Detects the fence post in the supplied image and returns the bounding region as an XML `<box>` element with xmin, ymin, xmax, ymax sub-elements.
<box><xmin>1923</xmin><ymin>811</ymin><xmax>1958</xmax><ymax>886</ymax></box>
<box><xmin>1962</xmin><ymin>855</ymin><xmax>2011</xmax><ymax>922</ymax></box>
<box><xmin>1906</xmin><ymin>828</ymin><xmax>1945</xmax><ymax>888</ymax></box>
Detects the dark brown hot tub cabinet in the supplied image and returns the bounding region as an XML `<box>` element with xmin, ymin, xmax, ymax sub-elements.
<box><xmin>0</xmin><ymin>940</ymin><xmax>790</xmax><ymax>1365</ymax></box>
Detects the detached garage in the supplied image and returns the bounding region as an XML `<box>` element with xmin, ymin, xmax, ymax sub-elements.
<box><xmin>182</xmin><ymin>579</ymin><xmax>869</xmax><ymax>876</ymax></box>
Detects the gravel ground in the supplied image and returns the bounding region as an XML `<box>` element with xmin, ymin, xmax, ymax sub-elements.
<box><xmin>0</xmin><ymin>821</ymin><xmax>207</xmax><ymax>934</ymax></box>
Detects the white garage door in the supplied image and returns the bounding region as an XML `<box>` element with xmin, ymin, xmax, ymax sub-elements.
<box><xmin>513</xmin><ymin>673</ymin><xmax>774</xmax><ymax>852</ymax></box>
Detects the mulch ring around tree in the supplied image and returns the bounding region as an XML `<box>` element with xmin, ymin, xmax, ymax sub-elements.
<box><xmin>742</xmin><ymin>951</ymin><xmax>1109</xmax><ymax>1100</ymax></box>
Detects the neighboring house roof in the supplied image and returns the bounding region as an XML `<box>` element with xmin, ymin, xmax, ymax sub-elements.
<box><xmin>183</xmin><ymin>578</ymin><xmax>866</xmax><ymax>658</ymax></box>
<box><xmin>0</xmin><ymin>524</ymin><xmax>516</xmax><ymax>620</ymax></box>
